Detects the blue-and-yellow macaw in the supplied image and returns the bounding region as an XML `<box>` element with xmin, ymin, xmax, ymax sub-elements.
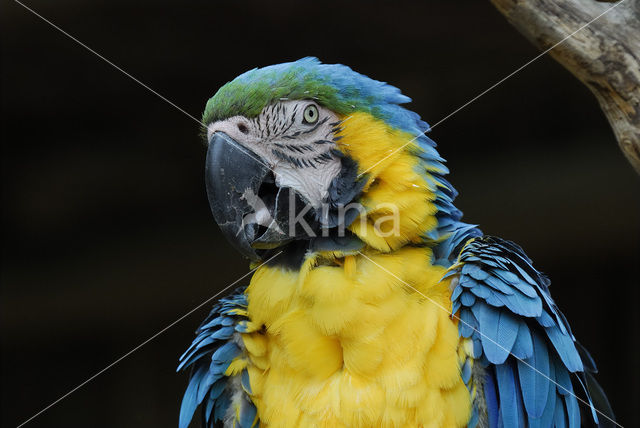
<box><xmin>178</xmin><ymin>58</ymin><xmax>614</xmax><ymax>427</ymax></box>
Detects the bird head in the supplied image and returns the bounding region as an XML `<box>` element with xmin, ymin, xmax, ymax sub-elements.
<box><xmin>203</xmin><ymin>58</ymin><xmax>458</xmax><ymax>263</ymax></box>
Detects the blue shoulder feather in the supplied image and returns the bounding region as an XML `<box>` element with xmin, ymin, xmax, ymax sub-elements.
<box><xmin>448</xmin><ymin>236</ymin><xmax>614</xmax><ymax>428</ymax></box>
<box><xmin>177</xmin><ymin>289</ymin><xmax>259</xmax><ymax>428</ymax></box>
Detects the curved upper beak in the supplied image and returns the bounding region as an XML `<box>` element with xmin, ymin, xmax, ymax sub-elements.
<box><xmin>206</xmin><ymin>131</ymin><xmax>307</xmax><ymax>260</ymax></box>
<box><xmin>205</xmin><ymin>132</ymin><xmax>271</xmax><ymax>260</ymax></box>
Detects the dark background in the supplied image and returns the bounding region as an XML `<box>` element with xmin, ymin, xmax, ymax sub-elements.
<box><xmin>2</xmin><ymin>1</ymin><xmax>639</xmax><ymax>427</ymax></box>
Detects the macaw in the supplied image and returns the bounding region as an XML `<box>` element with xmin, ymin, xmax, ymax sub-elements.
<box><xmin>177</xmin><ymin>58</ymin><xmax>614</xmax><ymax>428</ymax></box>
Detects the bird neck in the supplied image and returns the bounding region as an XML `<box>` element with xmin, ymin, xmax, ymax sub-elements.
<box><xmin>333</xmin><ymin>112</ymin><xmax>440</xmax><ymax>252</ymax></box>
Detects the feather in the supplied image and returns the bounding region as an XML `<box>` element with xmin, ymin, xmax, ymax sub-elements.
<box><xmin>200</xmin><ymin>315</ymin><xmax>235</xmax><ymax>331</ymax></box>
<box><xmin>585</xmin><ymin>371</ymin><xmax>616</xmax><ymax>428</ymax></box>
<box><xmin>484</xmin><ymin>274</ymin><xmax>515</xmax><ymax>295</ymax></box>
<box><xmin>460</xmin><ymin>275</ymin><xmax>479</xmax><ymax>289</ymax></box>
<box><xmin>472</xmin><ymin>338</ymin><xmax>482</xmax><ymax>358</ymax></box>
<box><xmin>517</xmin><ymin>330</ymin><xmax>550</xmax><ymax>418</ymax></box>
<box><xmin>239</xmin><ymin>401</ymin><xmax>258</xmax><ymax>428</ymax></box>
<box><xmin>459</xmin><ymin>308</ymin><xmax>478</xmax><ymax>338</ymax></box>
<box><xmin>484</xmin><ymin>369</ymin><xmax>500</xmax><ymax>428</ymax></box>
<box><xmin>463</xmin><ymin>263</ymin><xmax>490</xmax><ymax>281</ymax></box>
<box><xmin>469</xmin><ymin>282</ymin><xmax>492</xmax><ymax>299</ymax></box>
<box><xmin>510</xmin><ymin>321</ymin><xmax>533</xmax><ymax>359</ymax></box>
<box><xmin>490</xmin><ymin>288</ymin><xmax>541</xmax><ymax>317</ymax></box>
<box><xmin>451</xmin><ymin>285</ymin><xmax>463</xmax><ymax>301</ymax></box>
<box><xmin>460</xmin><ymin>290</ymin><xmax>476</xmax><ymax>306</ymax></box>
<box><xmin>553</xmin><ymin>358</ymin><xmax>574</xmax><ymax>396</ymax></box>
<box><xmin>492</xmin><ymin>269</ymin><xmax>520</xmax><ymax>286</ymax></box>
<box><xmin>564</xmin><ymin>392</ymin><xmax>580</xmax><ymax>428</ymax></box>
<box><xmin>553</xmin><ymin>394</ymin><xmax>568</xmax><ymax>428</ymax></box>
<box><xmin>509</xmin><ymin>261</ymin><xmax>539</xmax><ymax>288</ymax></box>
<box><xmin>535</xmin><ymin>310</ymin><xmax>555</xmax><ymax>328</ymax></box>
<box><xmin>576</xmin><ymin>341</ymin><xmax>598</xmax><ymax>373</ymax></box>
<box><xmin>214</xmin><ymin>389</ymin><xmax>231</xmax><ymax>422</ymax></box>
<box><xmin>468</xmin><ymin>404</ymin><xmax>479</xmax><ymax>428</ymax></box>
<box><xmin>204</xmin><ymin>395</ymin><xmax>215</xmax><ymax>424</ymax></box>
<box><xmin>196</xmin><ymin>371</ymin><xmax>217</xmax><ymax>403</ymax></box>
<box><xmin>452</xmin><ymin>300</ymin><xmax>461</xmax><ymax>315</ymax></box>
<box><xmin>178</xmin><ymin>290</ymin><xmax>254</xmax><ymax>427</ymax></box>
<box><xmin>241</xmin><ymin>368</ymin><xmax>252</xmax><ymax>394</ymax></box>
<box><xmin>473</xmin><ymin>303</ymin><xmax>519</xmax><ymax>364</ymax></box>
<box><xmin>212</xmin><ymin>341</ymin><xmax>241</xmax><ymax>364</ymax></box>
<box><xmin>575</xmin><ymin>373</ymin><xmax>599</xmax><ymax>424</ymax></box>
<box><xmin>496</xmin><ymin>362</ymin><xmax>526</xmax><ymax>427</ymax></box>
<box><xmin>529</xmin><ymin>358</ymin><xmax>556</xmax><ymax>428</ymax></box>
<box><xmin>485</xmin><ymin>292</ymin><xmax>507</xmax><ymax>308</ymax></box>
<box><xmin>209</xmin><ymin>379</ymin><xmax>226</xmax><ymax>401</ymax></box>
<box><xmin>461</xmin><ymin>358</ymin><xmax>472</xmax><ymax>384</ymax></box>
<box><xmin>545</xmin><ymin>326</ymin><xmax>583</xmax><ymax>372</ymax></box>
<box><xmin>179</xmin><ymin>365</ymin><xmax>208</xmax><ymax>428</ymax></box>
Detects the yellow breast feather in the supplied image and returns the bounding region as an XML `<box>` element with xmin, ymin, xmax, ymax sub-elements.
<box><xmin>242</xmin><ymin>247</ymin><xmax>471</xmax><ymax>428</ymax></box>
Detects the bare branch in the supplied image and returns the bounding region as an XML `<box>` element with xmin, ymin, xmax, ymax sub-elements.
<box><xmin>491</xmin><ymin>0</ymin><xmax>640</xmax><ymax>174</ymax></box>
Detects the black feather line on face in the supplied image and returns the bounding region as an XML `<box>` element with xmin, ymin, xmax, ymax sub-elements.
<box><xmin>272</xmin><ymin>149</ymin><xmax>308</xmax><ymax>168</ymax></box>
<box><xmin>287</xmin><ymin>145</ymin><xmax>304</xmax><ymax>154</ymax></box>
<box><xmin>313</xmin><ymin>152</ymin><xmax>333</xmax><ymax>164</ymax></box>
<box><xmin>300</xmin><ymin>117</ymin><xmax>329</xmax><ymax>135</ymax></box>
<box><xmin>265</xmin><ymin>113</ymin><xmax>271</xmax><ymax>137</ymax></box>
<box><xmin>282</xmin><ymin>144</ymin><xmax>314</xmax><ymax>153</ymax></box>
<box><xmin>277</xmin><ymin>116</ymin><xmax>295</xmax><ymax>136</ymax></box>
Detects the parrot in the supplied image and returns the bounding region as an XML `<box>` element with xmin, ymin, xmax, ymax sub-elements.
<box><xmin>177</xmin><ymin>58</ymin><xmax>615</xmax><ymax>428</ymax></box>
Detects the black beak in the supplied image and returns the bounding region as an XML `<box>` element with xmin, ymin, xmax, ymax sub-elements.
<box><xmin>206</xmin><ymin>132</ymin><xmax>304</xmax><ymax>260</ymax></box>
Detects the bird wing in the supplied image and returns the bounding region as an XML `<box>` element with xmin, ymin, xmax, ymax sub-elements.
<box><xmin>177</xmin><ymin>289</ymin><xmax>258</xmax><ymax>428</ymax></box>
<box><xmin>447</xmin><ymin>235</ymin><xmax>614</xmax><ymax>428</ymax></box>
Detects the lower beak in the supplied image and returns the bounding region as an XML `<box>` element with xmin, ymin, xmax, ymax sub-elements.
<box><xmin>205</xmin><ymin>132</ymin><xmax>295</xmax><ymax>260</ymax></box>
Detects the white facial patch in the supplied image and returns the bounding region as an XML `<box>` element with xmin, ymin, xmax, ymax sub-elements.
<box><xmin>206</xmin><ymin>101</ymin><xmax>343</xmax><ymax>207</ymax></box>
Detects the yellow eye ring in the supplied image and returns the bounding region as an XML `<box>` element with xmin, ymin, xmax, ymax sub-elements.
<box><xmin>303</xmin><ymin>104</ymin><xmax>319</xmax><ymax>124</ymax></box>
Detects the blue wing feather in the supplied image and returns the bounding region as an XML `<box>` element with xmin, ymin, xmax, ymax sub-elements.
<box><xmin>178</xmin><ymin>289</ymin><xmax>258</xmax><ymax>428</ymax></box>
<box><xmin>179</xmin><ymin>365</ymin><xmax>207</xmax><ymax>428</ymax></box>
<box><xmin>484</xmin><ymin>367</ymin><xmax>500</xmax><ymax>428</ymax></box>
<box><xmin>496</xmin><ymin>361</ymin><xmax>526</xmax><ymax>427</ymax></box>
<box><xmin>529</xmin><ymin>357</ymin><xmax>556</xmax><ymax>428</ymax></box>
<box><xmin>472</xmin><ymin>302</ymin><xmax>519</xmax><ymax>364</ymax></box>
<box><xmin>517</xmin><ymin>330</ymin><xmax>550</xmax><ymax>418</ymax></box>
<box><xmin>510</xmin><ymin>321</ymin><xmax>533</xmax><ymax>360</ymax></box>
<box><xmin>554</xmin><ymin>397</ymin><xmax>568</xmax><ymax>428</ymax></box>
<box><xmin>445</xmin><ymin>234</ymin><xmax>613</xmax><ymax>428</ymax></box>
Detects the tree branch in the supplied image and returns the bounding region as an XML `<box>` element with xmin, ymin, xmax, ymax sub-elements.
<box><xmin>491</xmin><ymin>0</ymin><xmax>640</xmax><ymax>174</ymax></box>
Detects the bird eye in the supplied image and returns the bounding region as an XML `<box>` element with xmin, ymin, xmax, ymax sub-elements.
<box><xmin>302</xmin><ymin>104</ymin><xmax>319</xmax><ymax>124</ymax></box>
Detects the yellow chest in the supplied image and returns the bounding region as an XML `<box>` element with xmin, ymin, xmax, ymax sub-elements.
<box><xmin>240</xmin><ymin>247</ymin><xmax>471</xmax><ymax>428</ymax></box>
